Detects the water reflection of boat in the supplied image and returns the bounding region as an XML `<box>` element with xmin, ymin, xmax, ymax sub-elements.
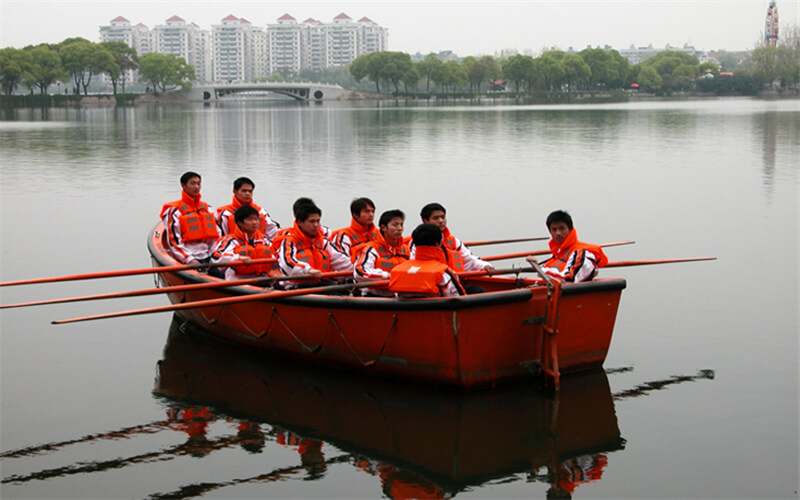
<box><xmin>149</xmin><ymin>223</ymin><xmax>627</xmax><ymax>389</ymax></box>
<box><xmin>153</xmin><ymin>317</ymin><xmax>626</xmax><ymax>497</ymax></box>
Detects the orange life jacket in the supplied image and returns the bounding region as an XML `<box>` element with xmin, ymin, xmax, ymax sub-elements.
<box><xmin>359</xmin><ymin>233</ymin><xmax>410</xmax><ymax>272</ymax></box>
<box><xmin>217</xmin><ymin>197</ymin><xmax>269</xmax><ymax>234</ymax></box>
<box><xmin>390</xmin><ymin>259</ymin><xmax>450</xmax><ymax>295</ymax></box>
<box><xmin>284</xmin><ymin>223</ymin><xmax>332</xmax><ymax>272</ymax></box>
<box><xmin>545</xmin><ymin>228</ymin><xmax>608</xmax><ymax>271</ymax></box>
<box><xmin>161</xmin><ymin>192</ymin><xmax>218</xmax><ymax>243</ymax></box>
<box><xmin>441</xmin><ymin>228</ymin><xmax>466</xmax><ymax>272</ymax></box>
<box><xmin>331</xmin><ymin>218</ymin><xmax>380</xmax><ymax>260</ymax></box>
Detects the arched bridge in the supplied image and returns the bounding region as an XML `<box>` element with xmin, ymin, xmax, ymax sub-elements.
<box><xmin>188</xmin><ymin>82</ymin><xmax>345</xmax><ymax>102</ymax></box>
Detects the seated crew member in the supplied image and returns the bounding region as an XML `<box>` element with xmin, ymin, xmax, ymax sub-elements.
<box><xmin>418</xmin><ymin>202</ymin><xmax>495</xmax><ymax>275</ymax></box>
<box><xmin>526</xmin><ymin>210</ymin><xmax>608</xmax><ymax>283</ymax></box>
<box><xmin>277</xmin><ymin>203</ymin><xmax>352</xmax><ymax>289</ymax></box>
<box><xmin>353</xmin><ymin>209</ymin><xmax>411</xmax><ymax>297</ymax></box>
<box><xmin>160</xmin><ymin>171</ymin><xmax>219</xmax><ymax>264</ymax></box>
<box><xmin>210</xmin><ymin>205</ymin><xmax>279</xmax><ymax>281</ymax></box>
<box><xmin>216</xmin><ymin>176</ymin><xmax>280</xmax><ymax>241</ymax></box>
<box><xmin>331</xmin><ymin>197</ymin><xmax>380</xmax><ymax>260</ymax></box>
<box><xmin>389</xmin><ymin>223</ymin><xmax>466</xmax><ymax>298</ymax></box>
<box><xmin>272</xmin><ymin>197</ymin><xmax>332</xmax><ymax>252</ymax></box>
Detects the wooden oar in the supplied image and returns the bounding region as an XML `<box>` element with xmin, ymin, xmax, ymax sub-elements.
<box><xmin>50</xmin><ymin>268</ymin><xmax>533</xmax><ymax>325</ymax></box>
<box><xmin>52</xmin><ymin>280</ymin><xmax>391</xmax><ymax>325</ymax></box>
<box><xmin>463</xmin><ymin>236</ymin><xmax>548</xmax><ymax>246</ymax></box>
<box><xmin>604</xmin><ymin>257</ymin><xmax>716</xmax><ymax>268</ymax></box>
<box><xmin>482</xmin><ymin>240</ymin><xmax>635</xmax><ymax>262</ymax></box>
<box><xmin>0</xmin><ymin>271</ymin><xmax>354</xmax><ymax>310</ymax></box>
<box><xmin>0</xmin><ymin>258</ymin><xmax>277</xmax><ymax>287</ymax></box>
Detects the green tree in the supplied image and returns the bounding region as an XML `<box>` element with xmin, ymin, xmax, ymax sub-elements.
<box><xmin>636</xmin><ymin>65</ymin><xmax>662</xmax><ymax>92</ymax></box>
<box><xmin>138</xmin><ymin>52</ymin><xmax>195</xmax><ymax>93</ymax></box>
<box><xmin>479</xmin><ymin>55</ymin><xmax>500</xmax><ymax>91</ymax></box>
<box><xmin>562</xmin><ymin>54</ymin><xmax>591</xmax><ymax>90</ymax></box>
<box><xmin>579</xmin><ymin>48</ymin><xmax>619</xmax><ymax>88</ymax></box>
<box><xmin>461</xmin><ymin>56</ymin><xmax>480</xmax><ymax>92</ymax></box>
<box><xmin>401</xmin><ymin>65</ymin><xmax>420</xmax><ymax>93</ymax></box>
<box><xmin>416</xmin><ymin>53</ymin><xmax>442</xmax><ymax>92</ymax></box>
<box><xmin>432</xmin><ymin>60</ymin><xmax>467</xmax><ymax>93</ymax></box>
<box><xmin>100</xmin><ymin>41</ymin><xmax>138</xmax><ymax>94</ymax></box>
<box><xmin>382</xmin><ymin>52</ymin><xmax>414</xmax><ymax>93</ymax></box>
<box><xmin>533</xmin><ymin>51</ymin><xmax>565</xmax><ymax>90</ymax></box>
<box><xmin>502</xmin><ymin>54</ymin><xmax>535</xmax><ymax>93</ymax></box>
<box><xmin>27</xmin><ymin>45</ymin><xmax>66</xmax><ymax>94</ymax></box>
<box><xmin>59</xmin><ymin>40</ymin><xmax>114</xmax><ymax>95</ymax></box>
<box><xmin>671</xmin><ymin>64</ymin><xmax>697</xmax><ymax>91</ymax></box>
<box><xmin>697</xmin><ymin>62</ymin><xmax>720</xmax><ymax>78</ymax></box>
<box><xmin>0</xmin><ymin>47</ymin><xmax>34</xmax><ymax>95</ymax></box>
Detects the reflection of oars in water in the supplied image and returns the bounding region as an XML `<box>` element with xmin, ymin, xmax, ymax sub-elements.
<box><xmin>612</xmin><ymin>369</ymin><xmax>715</xmax><ymax>401</ymax></box>
<box><xmin>0</xmin><ymin>419</ymin><xmax>173</xmax><ymax>459</ymax></box>
<box><xmin>1</xmin><ymin>430</ymin><xmax>257</xmax><ymax>484</ymax></box>
<box><xmin>147</xmin><ymin>454</ymin><xmax>352</xmax><ymax>500</ymax></box>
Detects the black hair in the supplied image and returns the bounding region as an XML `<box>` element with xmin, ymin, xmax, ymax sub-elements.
<box><xmin>378</xmin><ymin>209</ymin><xmax>405</xmax><ymax>230</ymax></box>
<box><xmin>233</xmin><ymin>177</ymin><xmax>255</xmax><ymax>190</ymax></box>
<box><xmin>292</xmin><ymin>197</ymin><xmax>315</xmax><ymax>217</ymax></box>
<box><xmin>296</xmin><ymin>203</ymin><xmax>322</xmax><ymax>222</ymax></box>
<box><xmin>411</xmin><ymin>223</ymin><xmax>442</xmax><ymax>246</ymax></box>
<box><xmin>180</xmin><ymin>171</ymin><xmax>201</xmax><ymax>185</ymax></box>
<box><xmin>546</xmin><ymin>210</ymin><xmax>573</xmax><ymax>230</ymax></box>
<box><xmin>350</xmin><ymin>197</ymin><xmax>375</xmax><ymax>217</ymax></box>
<box><xmin>420</xmin><ymin>202</ymin><xmax>446</xmax><ymax>221</ymax></box>
<box><xmin>234</xmin><ymin>204</ymin><xmax>259</xmax><ymax>224</ymax></box>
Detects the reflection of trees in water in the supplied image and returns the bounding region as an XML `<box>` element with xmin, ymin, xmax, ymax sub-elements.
<box><xmin>758</xmin><ymin>112</ymin><xmax>777</xmax><ymax>192</ymax></box>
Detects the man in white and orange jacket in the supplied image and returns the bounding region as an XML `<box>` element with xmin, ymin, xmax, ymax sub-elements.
<box><xmin>390</xmin><ymin>223</ymin><xmax>465</xmax><ymax>298</ymax></box>
<box><xmin>210</xmin><ymin>205</ymin><xmax>279</xmax><ymax>280</ymax></box>
<box><xmin>353</xmin><ymin>209</ymin><xmax>411</xmax><ymax>297</ymax></box>
<box><xmin>216</xmin><ymin>176</ymin><xmax>280</xmax><ymax>241</ymax></box>
<box><xmin>527</xmin><ymin>210</ymin><xmax>608</xmax><ymax>283</ymax></box>
<box><xmin>277</xmin><ymin>203</ymin><xmax>352</xmax><ymax>289</ymax></box>
<box><xmin>160</xmin><ymin>171</ymin><xmax>220</xmax><ymax>264</ymax></box>
<box><xmin>330</xmin><ymin>197</ymin><xmax>380</xmax><ymax>260</ymax></box>
<box><xmin>417</xmin><ymin>202</ymin><xmax>494</xmax><ymax>275</ymax></box>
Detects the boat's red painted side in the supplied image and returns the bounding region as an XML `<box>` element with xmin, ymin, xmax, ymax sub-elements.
<box><xmin>149</xmin><ymin>224</ymin><xmax>625</xmax><ymax>389</ymax></box>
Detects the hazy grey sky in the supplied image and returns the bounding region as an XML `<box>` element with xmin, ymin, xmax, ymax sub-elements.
<box><xmin>1</xmin><ymin>1</ymin><xmax>798</xmax><ymax>54</ymax></box>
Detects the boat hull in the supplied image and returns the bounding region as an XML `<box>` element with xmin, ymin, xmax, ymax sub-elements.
<box><xmin>149</xmin><ymin>224</ymin><xmax>625</xmax><ymax>389</ymax></box>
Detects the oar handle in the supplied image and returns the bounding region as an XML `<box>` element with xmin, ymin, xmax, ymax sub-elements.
<box><xmin>0</xmin><ymin>258</ymin><xmax>277</xmax><ymax>287</ymax></box>
<box><xmin>52</xmin><ymin>280</ymin><xmax>390</xmax><ymax>325</ymax></box>
<box><xmin>463</xmin><ymin>237</ymin><xmax>549</xmax><ymax>246</ymax></box>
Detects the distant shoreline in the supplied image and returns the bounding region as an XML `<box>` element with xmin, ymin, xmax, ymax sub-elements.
<box><xmin>1</xmin><ymin>88</ymin><xmax>797</xmax><ymax>108</ymax></box>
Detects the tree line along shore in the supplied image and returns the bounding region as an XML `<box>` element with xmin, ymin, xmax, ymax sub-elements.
<box><xmin>1</xmin><ymin>35</ymin><xmax>798</xmax><ymax>104</ymax></box>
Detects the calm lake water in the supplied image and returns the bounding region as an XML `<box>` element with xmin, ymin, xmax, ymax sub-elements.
<box><xmin>1</xmin><ymin>97</ymin><xmax>797</xmax><ymax>499</ymax></box>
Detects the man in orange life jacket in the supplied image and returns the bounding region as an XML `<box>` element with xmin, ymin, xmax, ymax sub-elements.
<box><xmin>210</xmin><ymin>205</ymin><xmax>279</xmax><ymax>280</ymax></box>
<box><xmin>354</xmin><ymin>209</ymin><xmax>411</xmax><ymax>297</ymax></box>
<box><xmin>527</xmin><ymin>210</ymin><xmax>608</xmax><ymax>283</ymax></box>
<box><xmin>216</xmin><ymin>176</ymin><xmax>280</xmax><ymax>241</ymax></box>
<box><xmin>277</xmin><ymin>202</ymin><xmax>352</xmax><ymax>289</ymax></box>
<box><xmin>272</xmin><ymin>197</ymin><xmax>332</xmax><ymax>252</ymax></box>
<box><xmin>418</xmin><ymin>202</ymin><xmax>494</xmax><ymax>274</ymax></box>
<box><xmin>160</xmin><ymin>171</ymin><xmax>220</xmax><ymax>265</ymax></box>
<box><xmin>331</xmin><ymin>197</ymin><xmax>380</xmax><ymax>260</ymax></box>
<box><xmin>390</xmin><ymin>223</ymin><xmax>465</xmax><ymax>298</ymax></box>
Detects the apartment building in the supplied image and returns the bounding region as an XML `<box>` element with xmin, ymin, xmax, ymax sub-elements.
<box><xmin>99</xmin><ymin>12</ymin><xmax>387</xmax><ymax>83</ymax></box>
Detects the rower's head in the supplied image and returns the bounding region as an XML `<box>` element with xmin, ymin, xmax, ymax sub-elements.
<box><xmin>232</xmin><ymin>177</ymin><xmax>255</xmax><ymax>205</ymax></box>
<box><xmin>420</xmin><ymin>202</ymin><xmax>447</xmax><ymax>231</ymax></box>
<box><xmin>411</xmin><ymin>223</ymin><xmax>443</xmax><ymax>247</ymax></box>
<box><xmin>546</xmin><ymin>210</ymin><xmax>573</xmax><ymax>246</ymax></box>
<box><xmin>292</xmin><ymin>197</ymin><xmax>316</xmax><ymax>218</ymax></box>
<box><xmin>180</xmin><ymin>171</ymin><xmax>202</xmax><ymax>197</ymax></box>
<box><xmin>379</xmin><ymin>209</ymin><xmax>405</xmax><ymax>244</ymax></box>
<box><xmin>234</xmin><ymin>205</ymin><xmax>260</xmax><ymax>235</ymax></box>
<box><xmin>296</xmin><ymin>203</ymin><xmax>322</xmax><ymax>238</ymax></box>
<box><xmin>350</xmin><ymin>197</ymin><xmax>376</xmax><ymax>226</ymax></box>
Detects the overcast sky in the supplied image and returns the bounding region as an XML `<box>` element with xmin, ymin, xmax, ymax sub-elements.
<box><xmin>1</xmin><ymin>1</ymin><xmax>798</xmax><ymax>55</ymax></box>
